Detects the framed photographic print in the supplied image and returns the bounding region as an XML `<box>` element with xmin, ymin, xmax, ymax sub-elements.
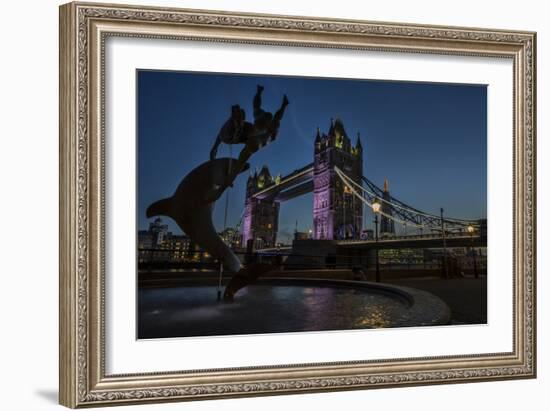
<box><xmin>59</xmin><ymin>1</ymin><xmax>536</xmax><ymax>408</ymax></box>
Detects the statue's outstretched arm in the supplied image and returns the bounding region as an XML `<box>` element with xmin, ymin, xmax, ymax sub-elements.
<box><xmin>253</xmin><ymin>85</ymin><xmax>264</xmax><ymax>111</ymax></box>
<box><xmin>274</xmin><ymin>94</ymin><xmax>289</xmax><ymax>124</ymax></box>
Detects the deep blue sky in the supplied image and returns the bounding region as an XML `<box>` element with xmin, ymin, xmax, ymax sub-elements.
<box><xmin>137</xmin><ymin>70</ymin><xmax>487</xmax><ymax>243</ymax></box>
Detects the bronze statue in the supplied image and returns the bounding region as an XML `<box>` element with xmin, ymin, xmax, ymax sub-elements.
<box><xmin>147</xmin><ymin>85</ymin><xmax>289</xmax><ymax>300</ymax></box>
<box><xmin>208</xmin><ymin>85</ymin><xmax>289</xmax><ymax>201</ymax></box>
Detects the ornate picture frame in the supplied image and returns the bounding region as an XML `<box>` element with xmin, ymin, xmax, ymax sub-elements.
<box><xmin>59</xmin><ymin>1</ymin><xmax>536</xmax><ymax>408</ymax></box>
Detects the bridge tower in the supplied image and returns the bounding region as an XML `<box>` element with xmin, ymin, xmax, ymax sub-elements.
<box><xmin>242</xmin><ymin>166</ymin><xmax>280</xmax><ymax>250</ymax></box>
<box><xmin>313</xmin><ymin>118</ymin><xmax>363</xmax><ymax>240</ymax></box>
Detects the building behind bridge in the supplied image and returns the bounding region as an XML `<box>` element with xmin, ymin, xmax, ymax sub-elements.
<box><xmin>138</xmin><ymin>217</ymin><xmax>243</xmax><ymax>265</ymax></box>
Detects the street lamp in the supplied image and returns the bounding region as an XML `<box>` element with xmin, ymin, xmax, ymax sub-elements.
<box><xmin>467</xmin><ymin>224</ymin><xmax>478</xmax><ymax>278</ymax></box>
<box><xmin>372</xmin><ymin>200</ymin><xmax>381</xmax><ymax>282</ymax></box>
<box><xmin>372</xmin><ymin>200</ymin><xmax>381</xmax><ymax>214</ymax></box>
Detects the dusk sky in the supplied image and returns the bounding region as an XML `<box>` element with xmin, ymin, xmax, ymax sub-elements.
<box><xmin>137</xmin><ymin>70</ymin><xmax>487</xmax><ymax>243</ymax></box>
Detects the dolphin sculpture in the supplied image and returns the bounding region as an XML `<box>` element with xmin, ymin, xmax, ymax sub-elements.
<box><xmin>146</xmin><ymin>158</ymin><xmax>248</xmax><ymax>274</ymax></box>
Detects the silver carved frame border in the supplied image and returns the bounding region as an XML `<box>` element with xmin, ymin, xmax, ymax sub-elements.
<box><xmin>59</xmin><ymin>2</ymin><xmax>536</xmax><ymax>408</ymax></box>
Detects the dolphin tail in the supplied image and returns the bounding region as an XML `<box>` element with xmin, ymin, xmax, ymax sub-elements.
<box><xmin>146</xmin><ymin>197</ymin><xmax>172</xmax><ymax>218</ymax></box>
<box><xmin>223</xmin><ymin>263</ymin><xmax>274</xmax><ymax>301</ymax></box>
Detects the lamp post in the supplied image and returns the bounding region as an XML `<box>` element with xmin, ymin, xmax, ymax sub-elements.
<box><xmin>440</xmin><ymin>207</ymin><xmax>448</xmax><ymax>279</ymax></box>
<box><xmin>342</xmin><ymin>185</ymin><xmax>352</xmax><ymax>239</ymax></box>
<box><xmin>372</xmin><ymin>200</ymin><xmax>381</xmax><ymax>282</ymax></box>
<box><xmin>467</xmin><ymin>224</ymin><xmax>478</xmax><ymax>278</ymax></box>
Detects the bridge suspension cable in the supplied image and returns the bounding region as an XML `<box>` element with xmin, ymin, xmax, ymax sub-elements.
<box><xmin>334</xmin><ymin>166</ymin><xmax>480</xmax><ymax>233</ymax></box>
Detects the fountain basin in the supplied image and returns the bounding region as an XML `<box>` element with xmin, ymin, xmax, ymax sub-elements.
<box><xmin>138</xmin><ymin>278</ymin><xmax>450</xmax><ymax>339</ymax></box>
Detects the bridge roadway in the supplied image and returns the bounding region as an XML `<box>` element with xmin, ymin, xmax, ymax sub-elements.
<box><xmin>253</xmin><ymin>163</ymin><xmax>314</xmax><ymax>202</ymax></box>
<box><xmin>256</xmin><ymin>233</ymin><xmax>486</xmax><ymax>255</ymax></box>
<box><xmin>337</xmin><ymin>233</ymin><xmax>486</xmax><ymax>250</ymax></box>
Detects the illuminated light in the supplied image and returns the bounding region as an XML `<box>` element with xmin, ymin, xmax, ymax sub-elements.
<box><xmin>467</xmin><ymin>225</ymin><xmax>475</xmax><ymax>234</ymax></box>
<box><xmin>372</xmin><ymin>200</ymin><xmax>381</xmax><ymax>214</ymax></box>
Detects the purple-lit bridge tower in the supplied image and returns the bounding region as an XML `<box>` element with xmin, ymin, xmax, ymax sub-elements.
<box><xmin>313</xmin><ymin>118</ymin><xmax>363</xmax><ymax>240</ymax></box>
<box><xmin>242</xmin><ymin>118</ymin><xmax>363</xmax><ymax>250</ymax></box>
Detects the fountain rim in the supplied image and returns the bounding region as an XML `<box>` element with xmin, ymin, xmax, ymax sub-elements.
<box><xmin>256</xmin><ymin>277</ymin><xmax>415</xmax><ymax>307</ymax></box>
<box><xmin>247</xmin><ymin>277</ymin><xmax>452</xmax><ymax>327</ymax></box>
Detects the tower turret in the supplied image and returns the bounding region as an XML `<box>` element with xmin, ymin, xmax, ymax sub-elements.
<box><xmin>380</xmin><ymin>178</ymin><xmax>395</xmax><ymax>238</ymax></box>
<box><xmin>314</xmin><ymin>126</ymin><xmax>322</xmax><ymax>153</ymax></box>
<box><xmin>355</xmin><ymin>132</ymin><xmax>363</xmax><ymax>155</ymax></box>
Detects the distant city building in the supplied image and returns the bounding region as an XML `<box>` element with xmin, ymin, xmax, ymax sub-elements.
<box><xmin>165</xmin><ymin>234</ymin><xmax>192</xmax><ymax>262</ymax></box>
<box><xmin>378</xmin><ymin>248</ymin><xmax>424</xmax><ymax>265</ymax></box>
<box><xmin>313</xmin><ymin>118</ymin><xmax>363</xmax><ymax>240</ymax></box>
<box><xmin>138</xmin><ymin>217</ymin><xmax>211</xmax><ymax>264</ymax></box>
<box><xmin>423</xmin><ymin>247</ymin><xmax>486</xmax><ymax>267</ymax></box>
<box><xmin>376</xmin><ymin>247</ymin><xmax>486</xmax><ymax>273</ymax></box>
<box><xmin>148</xmin><ymin>217</ymin><xmax>169</xmax><ymax>246</ymax></box>
<box><xmin>137</xmin><ymin>229</ymin><xmax>153</xmax><ymax>251</ymax></box>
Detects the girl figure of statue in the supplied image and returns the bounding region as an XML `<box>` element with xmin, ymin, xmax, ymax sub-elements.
<box><xmin>208</xmin><ymin>85</ymin><xmax>289</xmax><ymax>201</ymax></box>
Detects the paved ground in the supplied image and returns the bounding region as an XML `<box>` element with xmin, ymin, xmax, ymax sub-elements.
<box><xmin>386</xmin><ymin>276</ymin><xmax>487</xmax><ymax>324</ymax></box>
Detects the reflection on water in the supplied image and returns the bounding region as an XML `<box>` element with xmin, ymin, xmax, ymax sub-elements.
<box><xmin>138</xmin><ymin>285</ymin><xmax>411</xmax><ymax>339</ymax></box>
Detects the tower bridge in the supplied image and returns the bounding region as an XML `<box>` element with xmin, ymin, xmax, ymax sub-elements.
<box><xmin>241</xmin><ymin>117</ymin><xmax>483</xmax><ymax>252</ymax></box>
<box><xmin>242</xmin><ymin>118</ymin><xmax>365</xmax><ymax>249</ymax></box>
